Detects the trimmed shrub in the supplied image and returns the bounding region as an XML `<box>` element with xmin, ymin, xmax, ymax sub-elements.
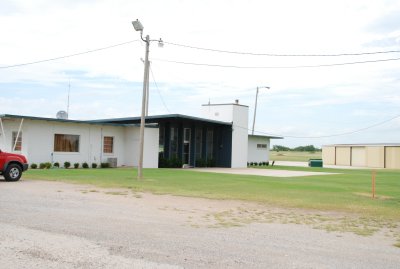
<box><xmin>158</xmin><ymin>157</ymin><xmax>170</xmax><ymax>168</ymax></box>
<box><xmin>206</xmin><ymin>158</ymin><xmax>215</xmax><ymax>167</ymax></box>
<box><xmin>91</xmin><ymin>163</ymin><xmax>98</xmax><ymax>169</ymax></box>
<box><xmin>170</xmin><ymin>157</ymin><xmax>183</xmax><ymax>168</ymax></box>
<box><xmin>82</xmin><ymin>162</ymin><xmax>89</xmax><ymax>169</ymax></box>
<box><xmin>53</xmin><ymin>162</ymin><xmax>60</xmax><ymax>168</ymax></box>
<box><xmin>64</xmin><ymin>161</ymin><xmax>71</xmax><ymax>169</ymax></box>
<box><xmin>196</xmin><ymin>158</ymin><xmax>207</xmax><ymax>168</ymax></box>
<box><xmin>100</xmin><ymin>162</ymin><xmax>110</xmax><ymax>168</ymax></box>
<box><xmin>30</xmin><ymin>163</ymin><xmax>37</xmax><ymax>169</ymax></box>
<box><xmin>74</xmin><ymin>163</ymin><xmax>80</xmax><ymax>169</ymax></box>
<box><xmin>39</xmin><ymin>163</ymin><xmax>46</xmax><ymax>169</ymax></box>
<box><xmin>44</xmin><ymin>162</ymin><xmax>52</xmax><ymax>169</ymax></box>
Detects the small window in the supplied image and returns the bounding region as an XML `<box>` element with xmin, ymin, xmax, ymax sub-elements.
<box><xmin>12</xmin><ymin>131</ymin><xmax>22</xmax><ymax>151</ymax></box>
<box><xmin>54</xmin><ymin>134</ymin><xmax>80</xmax><ymax>152</ymax></box>
<box><xmin>207</xmin><ymin>129</ymin><xmax>213</xmax><ymax>158</ymax></box>
<box><xmin>195</xmin><ymin>128</ymin><xmax>202</xmax><ymax>160</ymax></box>
<box><xmin>170</xmin><ymin>127</ymin><xmax>178</xmax><ymax>158</ymax></box>
<box><xmin>103</xmin><ymin>136</ymin><xmax>114</xmax><ymax>154</ymax></box>
<box><xmin>159</xmin><ymin>125</ymin><xmax>165</xmax><ymax>157</ymax></box>
<box><xmin>184</xmin><ymin>128</ymin><xmax>191</xmax><ymax>143</ymax></box>
<box><xmin>257</xmin><ymin>144</ymin><xmax>267</xmax><ymax>149</ymax></box>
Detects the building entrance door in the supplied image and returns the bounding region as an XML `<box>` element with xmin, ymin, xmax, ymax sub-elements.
<box><xmin>183</xmin><ymin>128</ymin><xmax>191</xmax><ymax>165</ymax></box>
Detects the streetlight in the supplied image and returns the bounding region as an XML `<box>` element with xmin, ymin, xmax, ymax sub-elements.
<box><xmin>132</xmin><ymin>19</ymin><xmax>163</xmax><ymax>179</ymax></box>
<box><xmin>251</xmin><ymin>86</ymin><xmax>270</xmax><ymax>135</ymax></box>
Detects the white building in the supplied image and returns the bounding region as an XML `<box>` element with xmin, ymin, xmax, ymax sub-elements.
<box><xmin>247</xmin><ymin>135</ymin><xmax>281</xmax><ymax>164</ymax></box>
<box><xmin>0</xmin><ymin>115</ymin><xmax>159</xmax><ymax>168</ymax></box>
<box><xmin>201</xmin><ymin>101</ymin><xmax>249</xmax><ymax>168</ymax></box>
<box><xmin>0</xmin><ymin>101</ymin><xmax>282</xmax><ymax>168</ymax></box>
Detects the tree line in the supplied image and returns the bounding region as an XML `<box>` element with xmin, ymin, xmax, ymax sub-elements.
<box><xmin>272</xmin><ymin>145</ymin><xmax>321</xmax><ymax>152</ymax></box>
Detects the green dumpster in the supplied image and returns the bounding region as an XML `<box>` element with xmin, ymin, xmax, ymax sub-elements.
<box><xmin>308</xmin><ymin>159</ymin><xmax>323</xmax><ymax>167</ymax></box>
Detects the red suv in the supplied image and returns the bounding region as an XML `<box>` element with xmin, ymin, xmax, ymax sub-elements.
<box><xmin>0</xmin><ymin>149</ymin><xmax>29</xmax><ymax>181</ymax></box>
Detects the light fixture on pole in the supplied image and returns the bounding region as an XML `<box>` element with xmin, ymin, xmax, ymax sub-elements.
<box><xmin>132</xmin><ymin>19</ymin><xmax>163</xmax><ymax>179</ymax></box>
<box><xmin>252</xmin><ymin>86</ymin><xmax>270</xmax><ymax>135</ymax></box>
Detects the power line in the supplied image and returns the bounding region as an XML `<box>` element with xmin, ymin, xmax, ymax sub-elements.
<box><xmin>237</xmin><ymin>113</ymin><xmax>400</xmax><ymax>139</ymax></box>
<box><xmin>0</xmin><ymin>40</ymin><xmax>139</xmax><ymax>69</ymax></box>
<box><xmin>149</xmin><ymin>65</ymin><xmax>170</xmax><ymax>113</ymax></box>
<box><xmin>154</xmin><ymin>57</ymin><xmax>400</xmax><ymax>69</ymax></box>
<box><xmin>1</xmin><ymin>38</ymin><xmax>400</xmax><ymax>70</ymax></box>
<box><xmin>165</xmin><ymin>41</ymin><xmax>400</xmax><ymax>57</ymax></box>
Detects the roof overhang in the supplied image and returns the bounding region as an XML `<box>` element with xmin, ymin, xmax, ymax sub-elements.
<box><xmin>323</xmin><ymin>143</ymin><xmax>400</xmax><ymax>147</ymax></box>
<box><xmin>90</xmin><ymin>114</ymin><xmax>232</xmax><ymax>126</ymax></box>
<box><xmin>0</xmin><ymin>114</ymin><xmax>135</xmax><ymax>127</ymax></box>
<box><xmin>248</xmin><ymin>134</ymin><xmax>283</xmax><ymax>139</ymax></box>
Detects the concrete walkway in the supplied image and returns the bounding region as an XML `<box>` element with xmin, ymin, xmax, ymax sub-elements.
<box><xmin>191</xmin><ymin>167</ymin><xmax>337</xmax><ymax>178</ymax></box>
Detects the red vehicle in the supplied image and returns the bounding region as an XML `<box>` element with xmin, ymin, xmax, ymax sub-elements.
<box><xmin>0</xmin><ymin>149</ymin><xmax>29</xmax><ymax>181</ymax></box>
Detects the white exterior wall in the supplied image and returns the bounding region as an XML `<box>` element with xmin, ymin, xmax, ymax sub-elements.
<box><xmin>201</xmin><ymin>103</ymin><xmax>249</xmax><ymax>168</ymax></box>
<box><xmin>248</xmin><ymin>136</ymin><xmax>270</xmax><ymax>163</ymax></box>
<box><xmin>0</xmin><ymin>118</ymin><xmax>159</xmax><ymax>168</ymax></box>
<box><xmin>231</xmin><ymin>105</ymin><xmax>249</xmax><ymax>168</ymax></box>
<box><xmin>0</xmin><ymin>118</ymin><xmax>27</xmax><ymax>154</ymax></box>
<box><xmin>124</xmin><ymin>127</ymin><xmax>159</xmax><ymax>168</ymax></box>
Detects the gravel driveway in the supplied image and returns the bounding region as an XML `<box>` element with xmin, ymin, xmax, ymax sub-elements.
<box><xmin>0</xmin><ymin>179</ymin><xmax>399</xmax><ymax>268</ymax></box>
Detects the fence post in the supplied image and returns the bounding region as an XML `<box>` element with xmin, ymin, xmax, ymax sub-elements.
<box><xmin>372</xmin><ymin>170</ymin><xmax>376</xmax><ymax>199</ymax></box>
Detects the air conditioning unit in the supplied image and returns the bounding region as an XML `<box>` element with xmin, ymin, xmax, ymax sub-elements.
<box><xmin>107</xmin><ymin>157</ymin><xmax>117</xmax><ymax>168</ymax></box>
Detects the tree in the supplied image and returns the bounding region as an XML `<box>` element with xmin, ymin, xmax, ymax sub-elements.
<box><xmin>272</xmin><ymin>145</ymin><xmax>290</xmax><ymax>152</ymax></box>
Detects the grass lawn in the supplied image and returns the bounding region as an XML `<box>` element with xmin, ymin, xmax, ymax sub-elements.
<box><xmin>270</xmin><ymin>150</ymin><xmax>322</xmax><ymax>162</ymax></box>
<box><xmin>25</xmin><ymin>166</ymin><xmax>400</xmax><ymax>221</ymax></box>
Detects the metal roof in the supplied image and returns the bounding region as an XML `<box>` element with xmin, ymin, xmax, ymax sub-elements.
<box><xmin>202</xmin><ymin>103</ymin><xmax>249</xmax><ymax>108</ymax></box>
<box><xmin>89</xmin><ymin>114</ymin><xmax>233</xmax><ymax>126</ymax></box>
<box><xmin>323</xmin><ymin>143</ymin><xmax>400</xmax><ymax>147</ymax></box>
<box><xmin>248</xmin><ymin>134</ymin><xmax>284</xmax><ymax>139</ymax></box>
<box><xmin>0</xmin><ymin>114</ymin><xmax>137</xmax><ymax>127</ymax></box>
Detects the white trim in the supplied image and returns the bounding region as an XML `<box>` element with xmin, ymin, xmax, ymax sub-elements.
<box><xmin>0</xmin><ymin>118</ymin><xmax>6</xmax><ymax>148</ymax></box>
<box><xmin>13</xmin><ymin>118</ymin><xmax>24</xmax><ymax>151</ymax></box>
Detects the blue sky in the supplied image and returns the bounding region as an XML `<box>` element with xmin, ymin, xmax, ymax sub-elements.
<box><xmin>1</xmin><ymin>0</ymin><xmax>400</xmax><ymax>147</ymax></box>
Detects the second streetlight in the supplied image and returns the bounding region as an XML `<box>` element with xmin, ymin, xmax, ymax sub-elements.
<box><xmin>252</xmin><ymin>86</ymin><xmax>270</xmax><ymax>135</ymax></box>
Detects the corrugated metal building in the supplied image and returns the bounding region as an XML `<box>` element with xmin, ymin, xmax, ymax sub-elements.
<box><xmin>322</xmin><ymin>144</ymin><xmax>400</xmax><ymax>169</ymax></box>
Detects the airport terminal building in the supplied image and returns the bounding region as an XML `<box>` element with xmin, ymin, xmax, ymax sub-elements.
<box><xmin>0</xmin><ymin>102</ymin><xmax>279</xmax><ymax>168</ymax></box>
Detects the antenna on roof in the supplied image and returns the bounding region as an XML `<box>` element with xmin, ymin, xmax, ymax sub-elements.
<box><xmin>67</xmin><ymin>80</ymin><xmax>70</xmax><ymax>118</ymax></box>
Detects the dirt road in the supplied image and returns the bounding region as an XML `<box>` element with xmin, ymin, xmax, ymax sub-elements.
<box><xmin>0</xmin><ymin>180</ymin><xmax>399</xmax><ymax>268</ymax></box>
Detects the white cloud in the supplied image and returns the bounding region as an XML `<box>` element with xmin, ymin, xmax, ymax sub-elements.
<box><xmin>1</xmin><ymin>0</ymin><xmax>400</xmax><ymax>146</ymax></box>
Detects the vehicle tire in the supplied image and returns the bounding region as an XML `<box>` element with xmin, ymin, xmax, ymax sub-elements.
<box><xmin>4</xmin><ymin>164</ymin><xmax>22</xmax><ymax>181</ymax></box>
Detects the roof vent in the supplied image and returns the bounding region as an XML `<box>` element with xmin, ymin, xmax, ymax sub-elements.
<box><xmin>235</xmin><ymin>99</ymin><xmax>239</xmax><ymax>104</ymax></box>
<box><xmin>56</xmin><ymin>110</ymin><xmax>68</xmax><ymax>120</ymax></box>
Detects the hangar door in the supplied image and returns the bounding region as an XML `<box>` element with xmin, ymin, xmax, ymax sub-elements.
<box><xmin>322</xmin><ymin>146</ymin><xmax>335</xmax><ymax>165</ymax></box>
<box><xmin>336</xmin><ymin>147</ymin><xmax>351</xmax><ymax>166</ymax></box>
<box><xmin>351</xmin><ymin>147</ymin><xmax>366</xmax><ymax>167</ymax></box>
<box><xmin>385</xmin><ymin>147</ymin><xmax>400</xmax><ymax>169</ymax></box>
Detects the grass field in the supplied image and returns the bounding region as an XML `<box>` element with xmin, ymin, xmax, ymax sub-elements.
<box><xmin>24</xmin><ymin>166</ymin><xmax>400</xmax><ymax>221</ymax></box>
<box><xmin>270</xmin><ymin>151</ymin><xmax>322</xmax><ymax>162</ymax></box>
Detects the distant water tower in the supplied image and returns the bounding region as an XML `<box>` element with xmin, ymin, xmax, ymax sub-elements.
<box><xmin>56</xmin><ymin>110</ymin><xmax>68</xmax><ymax>120</ymax></box>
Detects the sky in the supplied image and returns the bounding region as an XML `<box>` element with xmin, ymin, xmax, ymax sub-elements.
<box><xmin>1</xmin><ymin>0</ymin><xmax>399</xmax><ymax>147</ymax></box>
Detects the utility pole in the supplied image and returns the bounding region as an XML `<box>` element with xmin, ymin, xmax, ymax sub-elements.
<box><xmin>67</xmin><ymin>80</ymin><xmax>70</xmax><ymax>119</ymax></box>
<box><xmin>252</xmin><ymin>86</ymin><xmax>270</xmax><ymax>135</ymax></box>
<box><xmin>137</xmin><ymin>34</ymin><xmax>150</xmax><ymax>179</ymax></box>
<box><xmin>145</xmin><ymin>61</ymin><xmax>150</xmax><ymax>116</ymax></box>
<box><xmin>132</xmin><ymin>19</ymin><xmax>163</xmax><ymax>179</ymax></box>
